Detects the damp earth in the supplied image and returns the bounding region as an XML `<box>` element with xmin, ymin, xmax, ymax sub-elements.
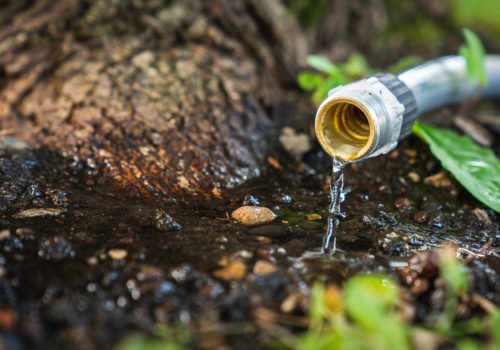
<box><xmin>0</xmin><ymin>121</ymin><xmax>498</xmax><ymax>349</ymax></box>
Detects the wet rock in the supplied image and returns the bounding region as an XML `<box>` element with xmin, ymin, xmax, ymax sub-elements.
<box><xmin>423</xmin><ymin>172</ymin><xmax>451</xmax><ymax>188</ymax></box>
<box><xmin>394</xmin><ymin>197</ymin><xmax>411</xmax><ymax>210</ymax></box>
<box><xmin>153</xmin><ymin>210</ymin><xmax>181</xmax><ymax>231</ymax></box>
<box><xmin>108</xmin><ymin>249</ymin><xmax>128</xmax><ymax>260</ymax></box>
<box><xmin>231</xmin><ymin>206</ymin><xmax>276</xmax><ymax>226</ymax></box>
<box><xmin>247</xmin><ymin>224</ymin><xmax>287</xmax><ymax>237</ymax></box>
<box><xmin>38</xmin><ymin>236</ymin><xmax>74</xmax><ymax>261</ymax></box>
<box><xmin>253</xmin><ymin>260</ymin><xmax>277</xmax><ymax>275</ymax></box>
<box><xmin>361</xmin><ymin>215</ymin><xmax>388</xmax><ymax>231</ymax></box>
<box><xmin>213</xmin><ymin>261</ymin><xmax>247</xmax><ymax>281</ymax></box>
<box><xmin>12</xmin><ymin>208</ymin><xmax>64</xmax><ymax>219</ymax></box>
<box><xmin>413</xmin><ymin>211</ymin><xmax>429</xmax><ymax>224</ymax></box>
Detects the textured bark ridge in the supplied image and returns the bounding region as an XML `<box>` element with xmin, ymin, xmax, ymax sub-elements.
<box><xmin>0</xmin><ymin>0</ymin><xmax>306</xmax><ymax>199</ymax></box>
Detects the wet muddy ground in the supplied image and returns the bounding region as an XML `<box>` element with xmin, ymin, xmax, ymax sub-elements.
<box><xmin>0</xmin><ymin>109</ymin><xmax>499</xmax><ymax>349</ymax></box>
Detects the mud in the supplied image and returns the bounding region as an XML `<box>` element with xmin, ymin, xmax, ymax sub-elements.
<box><xmin>0</xmin><ymin>116</ymin><xmax>498</xmax><ymax>349</ymax></box>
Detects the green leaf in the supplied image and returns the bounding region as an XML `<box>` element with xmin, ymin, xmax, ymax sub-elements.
<box><xmin>341</xmin><ymin>52</ymin><xmax>373</xmax><ymax>77</ymax></box>
<box><xmin>297</xmin><ymin>72</ymin><xmax>324</xmax><ymax>91</ymax></box>
<box><xmin>344</xmin><ymin>274</ymin><xmax>398</xmax><ymax>328</ymax></box>
<box><xmin>306</xmin><ymin>55</ymin><xmax>339</xmax><ymax>75</ymax></box>
<box><xmin>413</xmin><ymin>121</ymin><xmax>500</xmax><ymax>212</ymax></box>
<box><xmin>459</xmin><ymin>28</ymin><xmax>487</xmax><ymax>86</ymax></box>
<box><xmin>386</xmin><ymin>55</ymin><xmax>422</xmax><ymax>74</ymax></box>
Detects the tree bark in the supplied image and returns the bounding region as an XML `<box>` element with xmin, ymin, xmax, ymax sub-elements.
<box><xmin>0</xmin><ymin>0</ymin><xmax>307</xmax><ymax>200</ymax></box>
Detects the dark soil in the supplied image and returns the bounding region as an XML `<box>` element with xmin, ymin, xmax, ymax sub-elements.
<box><xmin>0</xmin><ymin>107</ymin><xmax>498</xmax><ymax>349</ymax></box>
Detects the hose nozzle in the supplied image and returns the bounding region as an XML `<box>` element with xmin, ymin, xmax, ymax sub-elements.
<box><xmin>315</xmin><ymin>74</ymin><xmax>417</xmax><ymax>162</ymax></box>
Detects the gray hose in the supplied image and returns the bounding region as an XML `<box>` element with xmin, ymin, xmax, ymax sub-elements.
<box><xmin>398</xmin><ymin>55</ymin><xmax>500</xmax><ymax>115</ymax></box>
<box><xmin>314</xmin><ymin>55</ymin><xmax>500</xmax><ymax>162</ymax></box>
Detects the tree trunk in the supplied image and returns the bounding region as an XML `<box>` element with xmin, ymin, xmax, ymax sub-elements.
<box><xmin>0</xmin><ymin>0</ymin><xmax>307</xmax><ymax>200</ymax></box>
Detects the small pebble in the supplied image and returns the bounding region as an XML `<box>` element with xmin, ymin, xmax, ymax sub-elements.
<box><xmin>394</xmin><ymin>197</ymin><xmax>411</xmax><ymax>210</ymax></box>
<box><xmin>404</xmin><ymin>149</ymin><xmax>417</xmax><ymax>157</ymax></box>
<box><xmin>413</xmin><ymin>211</ymin><xmax>429</xmax><ymax>223</ymax></box>
<box><xmin>386</xmin><ymin>232</ymin><xmax>398</xmax><ymax>239</ymax></box>
<box><xmin>87</xmin><ymin>256</ymin><xmax>98</xmax><ymax>266</ymax></box>
<box><xmin>108</xmin><ymin>249</ymin><xmax>128</xmax><ymax>260</ymax></box>
<box><xmin>12</xmin><ymin>208</ymin><xmax>63</xmax><ymax>219</ymax></box>
<box><xmin>215</xmin><ymin>236</ymin><xmax>228</xmax><ymax>243</ymax></box>
<box><xmin>253</xmin><ymin>260</ymin><xmax>277</xmax><ymax>275</ymax></box>
<box><xmin>306</xmin><ymin>213</ymin><xmax>322</xmax><ymax>221</ymax></box>
<box><xmin>255</xmin><ymin>236</ymin><xmax>272</xmax><ymax>244</ymax></box>
<box><xmin>471</xmin><ymin>208</ymin><xmax>492</xmax><ymax>227</ymax></box>
<box><xmin>16</xmin><ymin>228</ymin><xmax>35</xmax><ymax>236</ymax></box>
<box><xmin>231</xmin><ymin>206</ymin><xmax>276</xmax><ymax>226</ymax></box>
<box><xmin>281</xmin><ymin>293</ymin><xmax>300</xmax><ymax>313</ymax></box>
<box><xmin>0</xmin><ymin>230</ymin><xmax>10</xmax><ymax>241</ymax></box>
<box><xmin>423</xmin><ymin>172</ymin><xmax>451</xmax><ymax>188</ymax></box>
<box><xmin>213</xmin><ymin>261</ymin><xmax>247</xmax><ymax>281</ymax></box>
<box><xmin>407</xmin><ymin>172</ymin><xmax>420</xmax><ymax>182</ymax></box>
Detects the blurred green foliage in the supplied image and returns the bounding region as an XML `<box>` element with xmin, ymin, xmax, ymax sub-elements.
<box><xmin>297</xmin><ymin>53</ymin><xmax>420</xmax><ymax>105</ymax></box>
<box><xmin>116</xmin><ymin>324</ymin><xmax>190</xmax><ymax>350</ymax></box>
<box><xmin>282</xmin><ymin>0</ymin><xmax>329</xmax><ymax>29</ymax></box>
<box><xmin>277</xmin><ymin>248</ymin><xmax>499</xmax><ymax>350</ymax></box>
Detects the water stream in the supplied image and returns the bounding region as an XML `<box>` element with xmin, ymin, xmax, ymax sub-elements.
<box><xmin>321</xmin><ymin>156</ymin><xmax>347</xmax><ymax>256</ymax></box>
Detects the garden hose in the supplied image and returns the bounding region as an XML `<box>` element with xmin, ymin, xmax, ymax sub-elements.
<box><xmin>314</xmin><ymin>55</ymin><xmax>500</xmax><ymax>162</ymax></box>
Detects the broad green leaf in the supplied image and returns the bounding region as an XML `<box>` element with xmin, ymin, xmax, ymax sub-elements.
<box><xmin>413</xmin><ymin>121</ymin><xmax>500</xmax><ymax>212</ymax></box>
<box><xmin>297</xmin><ymin>72</ymin><xmax>324</xmax><ymax>91</ymax></box>
<box><xmin>459</xmin><ymin>28</ymin><xmax>487</xmax><ymax>86</ymax></box>
<box><xmin>306</xmin><ymin>55</ymin><xmax>339</xmax><ymax>75</ymax></box>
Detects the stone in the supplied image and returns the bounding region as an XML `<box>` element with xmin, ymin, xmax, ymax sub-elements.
<box><xmin>213</xmin><ymin>261</ymin><xmax>246</xmax><ymax>281</ymax></box>
<box><xmin>231</xmin><ymin>206</ymin><xmax>276</xmax><ymax>226</ymax></box>
<box><xmin>253</xmin><ymin>260</ymin><xmax>277</xmax><ymax>275</ymax></box>
<box><xmin>108</xmin><ymin>249</ymin><xmax>128</xmax><ymax>260</ymax></box>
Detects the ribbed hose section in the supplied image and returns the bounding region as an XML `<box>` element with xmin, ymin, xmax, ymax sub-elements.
<box><xmin>373</xmin><ymin>73</ymin><xmax>418</xmax><ymax>138</ymax></box>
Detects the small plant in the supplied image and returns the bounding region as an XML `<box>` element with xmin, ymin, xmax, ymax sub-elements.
<box><xmin>276</xmin><ymin>247</ymin><xmax>499</xmax><ymax>350</ymax></box>
<box><xmin>459</xmin><ymin>28</ymin><xmax>488</xmax><ymax>86</ymax></box>
<box><xmin>297</xmin><ymin>53</ymin><xmax>420</xmax><ymax>105</ymax></box>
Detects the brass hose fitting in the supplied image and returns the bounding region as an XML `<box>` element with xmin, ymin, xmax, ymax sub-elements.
<box><xmin>315</xmin><ymin>55</ymin><xmax>500</xmax><ymax>162</ymax></box>
<box><xmin>315</xmin><ymin>73</ymin><xmax>417</xmax><ymax>162</ymax></box>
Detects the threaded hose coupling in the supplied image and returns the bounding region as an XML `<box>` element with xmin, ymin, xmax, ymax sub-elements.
<box><xmin>315</xmin><ymin>73</ymin><xmax>417</xmax><ymax>162</ymax></box>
